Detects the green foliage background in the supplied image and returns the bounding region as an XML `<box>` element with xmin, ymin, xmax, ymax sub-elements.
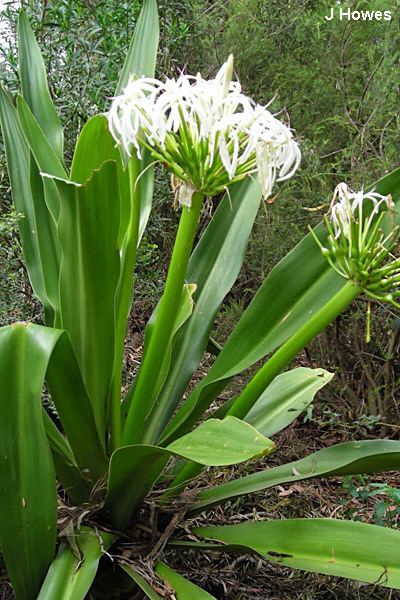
<box><xmin>0</xmin><ymin>0</ymin><xmax>399</xmax><ymax>418</ymax></box>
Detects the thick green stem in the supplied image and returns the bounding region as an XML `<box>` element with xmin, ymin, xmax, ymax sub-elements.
<box><xmin>123</xmin><ymin>192</ymin><xmax>204</xmax><ymax>445</ymax></box>
<box><xmin>109</xmin><ymin>158</ymin><xmax>141</xmax><ymax>451</ymax></box>
<box><xmin>161</xmin><ymin>280</ymin><xmax>361</xmax><ymax>501</ymax></box>
<box><xmin>227</xmin><ymin>280</ymin><xmax>361</xmax><ymax>419</ymax></box>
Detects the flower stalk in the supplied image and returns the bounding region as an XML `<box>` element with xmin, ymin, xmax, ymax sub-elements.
<box><xmin>227</xmin><ymin>280</ymin><xmax>361</xmax><ymax>419</ymax></box>
<box><xmin>159</xmin><ymin>280</ymin><xmax>361</xmax><ymax>501</ymax></box>
<box><xmin>109</xmin><ymin>157</ymin><xmax>142</xmax><ymax>450</ymax></box>
<box><xmin>122</xmin><ymin>192</ymin><xmax>204</xmax><ymax>445</ymax></box>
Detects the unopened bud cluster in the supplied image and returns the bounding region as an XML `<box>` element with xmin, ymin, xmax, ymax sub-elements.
<box><xmin>312</xmin><ymin>183</ymin><xmax>400</xmax><ymax>307</ymax></box>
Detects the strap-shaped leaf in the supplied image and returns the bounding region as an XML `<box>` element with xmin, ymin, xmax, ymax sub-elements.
<box><xmin>70</xmin><ymin>115</ymin><xmax>124</xmax><ymax>178</ymax></box>
<box><xmin>144</xmin><ymin>178</ymin><xmax>262</xmax><ymax>442</ymax></box>
<box><xmin>245</xmin><ymin>367</ymin><xmax>333</xmax><ymax>436</ymax></box>
<box><xmin>115</xmin><ymin>0</ymin><xmax>159</xmax><ymax>239</ymax></box>
<box><xmin>18</xmin><ymin>10</ymin><xmax>64</xmax><ymax>162</ymax></box>
<box><xmin>51</xmin><ymin>454</ymin><xmax>91</xmax><ymax>507</ymax></box>
<box><xmin>42</xmin><ymin>411</ymin><xmax>91</xmax><ymax>505</ymax></box>
<box><xmin>120</xmin><ymin>564</ymin><xmax>162</xmax><ymax>599</ymax></box>
<box><xmin>156</xmin><ymin>562</ymin><xmax>217</xmax><ymax>599</ymax></box>
<box><xmin>105</xmin><ymin>446</ymin><xmax>169</xmax><ymax>528</ymax></box>
<box><xmin>168</xmin><ymin>417</ymin><xmax>275</xmax><ymax>465</ymax></box>
<box><xmin>45</xmin><ymin>331</ymin><xmax>108</xmax><ymax>479</ymax></box>
<box><xmin>0</xmin><ymin>323</ymin><xmax>57</xmax><ymax>600</ymax></box>
<box><xmin>17</xmin><ymin>96</ymin><xmax>67</xmax><ymax>180</ymax></box>
<box><xmin>195</xmin><ymin>518</ymin><xmax>400</xmax><ymax>589</ymax></box>
<box><xmin>70</xmin><ymin>115</ymin><xmax>130</xmax><ymax>245</ymax></box>
<box><xmin>0</xmin><ymin>86</ymin><xmax>60</xmax><ymax>318</ymax></box>
<box><xmin>162</xmin><ymin>167</ymin><xmax>400</xmax><ymax>443</ymax></box>
<box><xmin>28</xmin><ymin>161</ymin><xmax>61</xmax><ymax>321</ymax></box>
<box><xmin>47</xmin><ymin>162</ymin><xmax>121</xmax><ymax>440</ymax></box>
<box><xmin>113</xmin><ymin>0</ymin><xmax>159</xmax><ymax>270</ymax></box>
<box><xmin>69</xmin><ymin>114</ymin><xmax>150</xmax><ymax>449</ymax></box>
<box><xmin>373</xmin><ymin>166</ymin><xmax>400</xmax><ymax>198</ymax></box>
<box><xmin>42</xmin><ymin>410</ymin><xmax>76</xmax><ymax>466</ymax></box>
<box><xmin>115</xmin><ymin>0</ymin><xmax>159</xmax><ymax>94</ymax></box>
<box><xmin>0</xmin><ymin>322</ymin><xmax>106</xmax><ymax>501</ymax></box>
<box><xmin>192</xmin><ymin>439</ymin><xmax>400</xmax><ymax>512</ymax></box>
<box><xmin>137</xmin><ymin>150</ymin><xmax>155</xmax><ymax>243</ymax></box>
<box><xmin>37</xmin><ymin>527</ymin><xmax>115</xmax><ymax>600</ymax></box>
<box><xmin>17</xmin><ymin>95</ymin><xmax>67</xmax><ymax>224</ymax></box>
<box><xmin>105</xmin><ymin>417</ymin><xmax>274</xmax><ymax>528</ymax></box>
<box><xmin>109</xmin><ymin>0</ymin><xmax>159</xmax><ymax>448</ymax></box>
<box><xmin>162</xmin><ymin>227</ymin><xmax>344</xmax><ymax>442</ymax></box>
<box><xmin>123</xmin><ymin>283</ymin><xmax>197</xmax><ymax>420</ymax></box>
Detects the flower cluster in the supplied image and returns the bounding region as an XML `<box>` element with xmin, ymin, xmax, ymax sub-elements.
<box><xmin>329</xmin><ymin>183</ymin><xmax>393</xmax><ymax>240</ymax></box>
<box><xmin>108</xmin><ymin>56</ymin><xmax>301</xmax><ymax>206</ymax></box>
<box><xmin>311</xmin><ymin>183</ymin><xmax>400</xmax><ymax>307</ymax></box>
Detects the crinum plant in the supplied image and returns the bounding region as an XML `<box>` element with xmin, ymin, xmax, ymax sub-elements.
<box><xmin>1</xmin><ymin>2</ymin><xmax>400</xmax><ymax>599</ymax></box>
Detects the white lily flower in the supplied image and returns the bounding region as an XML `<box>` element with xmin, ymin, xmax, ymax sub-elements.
<box><xmin>108</xmin><ymin>56</ymin><xmax>301</xmax><ymax>206</ymax></box>
<box><xmin>330</xmin><ymin>183</ymin><xmax>393</xmax><ymax>239</ymax></box>
<box><xmin>311</xmin><ymin>182</ymin><xmax>400</xmax><ymax>307</ymax></box>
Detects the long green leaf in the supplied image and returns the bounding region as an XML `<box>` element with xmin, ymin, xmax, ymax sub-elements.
<box><xmin>42</xmin><ymin>410</ymin><xmax>76</xmax><ymax>466</ymax></box>
<box><xmin>114</xmin><ymin>0</ymin><xmax>159</xmax><ymax>246</ymax></box>
<box><xmin>105</xmin><ymin>445</ymin><xmax>169</xmax><ymax>528</ymax></box>
<box><xmin>28</xmin><ymin>160</ymin><xmax>61</xmax><ymax>322</ymax></box>
<box><xmin>115</xmin><ymin>0</ymin><xmax>159</xmax><ymax>240</ymax></box>
<box><xmin>70</xmin><ymin>115</ymin><xmax>130</xmax><ymax>245</ymax></box>
<box><xmin>18</xmin><ymin>10</ymin><xmax>64</xmax><ymax>162</ymax></box>
<box><xmin>123</xmin><ymin>283</ymin><xmax>197</xmax><ymax>420</ymax></box>
<box><xmin>195</xmin><ymin>518</ymin><xmax>400</xmax><ymax>588</ymax></box>
<box><xmin>373</xmin><ymin>166</ymin><xmax>400</xmax><ymax>198</ymax></box>
<box><xmin>168</xmin><ymin>417</ymin><xmax>275</xmax><ymax>465</ymax></box>
<box><xmin>37</xmin><ymin>527</ymin><xmax>115</xmax><ymax>600</ymax></box>
<box><xmin>48</xmin><ymin>162</ymin><xmax>121</xmax><ymax>440</ymax></box>
<box><xmin>17</xmin><ymin>95</ymin><xmax>67</xmax><ymax>224</ymax></box>
<box><xmin>70</xmin><ymin>115</ymin><xmax>124</xmax><ymax>179</ymax></box>
<box><xmin>42</xmin><ymin>410</ymin><xmax>91</xmax><ymax>505</ymax></box>
<box><xmin>245</xmin><ymin>367</ymin><xmax>333</xmax><ymax>436</ymax></box>
<box><xmin>162</xmin><ymin>167</ymin><xmax>400</xmax><ymax>443</ymax></box>
<box><xmin>0</xmin><ymin>323</ymin><xmax>57</xmax><ymax>600</ymax></box>
<box><xmin>107</xmin><ymin>0</ymin><xmax>159</xmax><ymax>447</ymax></box>
<box><xmin>156</xmin><ymin>562</ymin><xmax>217</xmax><ymax>599</ymax></box>
<box><xmin>105</xmin><ymin>417</ymin><xmax>274</xmax><ymax>528</ymax></box>
<box><xmin>45</xmin><ymin>331</ymin><xmax>108</xmax><ymax>480</ymax></box>
<box><xmin>162</xmin><ymin>227</ymin><xmax>344</xmax><ymax>442</ymax></box>
<box><xmin>192</xmin><ymin>439</ymin><xmax>400</xmax><ymax>512</ymax></box>
<box><xmin>0</xmin><ymin>322</ymin><xmax>105</xmax><ymax>503</ymax></box>
<box><xmin>120</xmin><ymin>564</ymin><xmax>162</xmax><ymax>600</ymax></box>
<box><xmin>0</xmin><ymin>86</ymin><xmax>60</xmax><ymax>318</ymax></box>
<box><xmin>51</xmin><ymin>453</ymin><xmax>91</xmax><ymax>506</ymax></box>
<box><xmin>116</xmin><ymin>0</ymin><xmax>159</xmax><ymax>94</ymax></box>
<box><xmin>69</xmin><ymin>113</ymin><xmax>139</xmax><ymax>449</ymax></box>
<box><xmin>137</xmin><ymin>150</ymin><xmax>155</xmax><ymax>243</ymax></box>
<box><xmin>17</xmin><ymin>95</ymin><xmax>67</xmax><ymax>179</ymax></box>
<box><xmin>144</xmin><ymin>178</ymin><xmax>262</xmax><ymax>442</ymax></box>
